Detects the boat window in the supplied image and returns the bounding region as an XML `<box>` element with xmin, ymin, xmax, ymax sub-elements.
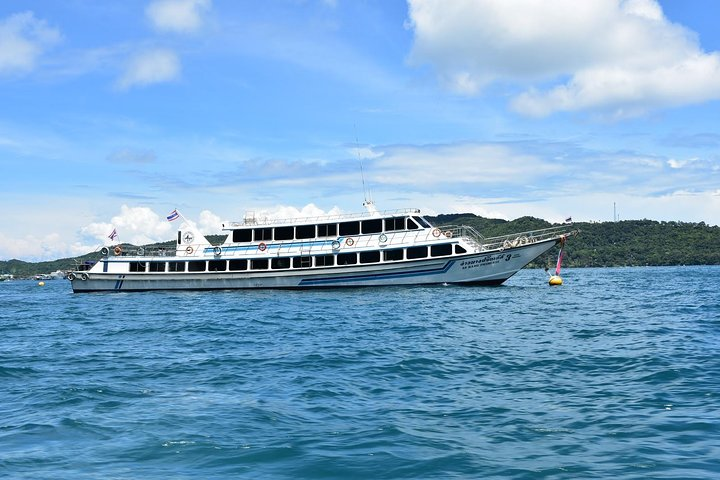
<box><xmin>296</xmin><ymin>225</ymin><xmax>315</xmax><ymax>239</ymax></box>
<box><xmin>272</xmin><ymin>258</ymin><xmax>291</xmax><ymax>270</ymax></box>
<box><xmin>251</xmin><ymin>259</ymin><xmax>268</xmax><ymax>270</ymax></box>
<box><xmin>455</xmin><ymin>245</ymin><xmax>467</xmax><ymax>254</ymax></box>
<box><xmin>149</xmin><ymin>262</ymin><xmax>166</xmax><ymax>272</ymax></box>
<box><xmin>293</xmin><ymin>256</ymin><xmax>312</xmax><ymax>268</ymax></box>
<box><xmin>339</xmin><ymin>221</ymin><xmax>360</xmax><ymax>236</ymax></box>
<box><xmin>315</xmin><ymin>255</ymin><xmax>334</xmax><ymax>267</ymax></box>
<box><xmin>431</xmin><ymin>244</ymin><xmax>453</xmax><ymax>257</ymax></box>
<box><xmin>414</xmin><ymin>216</ymin><xmax>432</xmax><ymax>228</ymax></box>
<box><xmin>188</xmin><ymin>261</ymin><xmax>206</xmax><ymax>272</ymax></box>
<box><xmin>129</xmin><ymin>262</ymin><xmax>147</xmax><ymax>272</ymax></box>
<box><xmin>168</xmin><ymin>261</ymin><xmax>185</xmax><ymax>272</ymax></box>
<box><xmin>208</xmin><ymin>260</ymin><xmax>226</xmax><ymax>271</ymax></box>
<box><xmin>407</xmin><ymin>246</ymin><xmax>427</xmax><ymax>259</ymax></box>
<box><xmin>229</xmin><ymin>259</ymin><xmax>247</xmax><ymax>271</ymax></box>
<box><xmin>337</xmin><ymin>252</ymin><xmax>357</xmax><ymax>265</ymax></box>
<box><xmin>359</xmin><ymin>251</ymin><xmax>380</xmax><ymax>264</ymax></box>
<box><xmin>317</xmin><ymin>223</ymin><xmax>337</xmax><ymax>237</ymax></box>
<box><xmin>383</xmin><ymin>249</ymin><xmax>404</xmax><ymax>261</ymax></box>
<box><xmin>385</xmin><ymin>217</ymin><xmax>405</xmax><ymax>231</ymax></box>
<box><xmin>361</xmin><ymin>219</ymin><xmax>383</xmax><ymax>234</ymax></box>
<box><xmin>406</xmin><ymin>218</ymin><xmax>419</xmax><ymax>230</ymax></box>
<box><xmin>254</xmin><ymin>228</ymin><xmax>272</xmax><ymax>241</ymax></box>
<box><xmin>233</xmin><ymin>229</ymin><xmax>253</xmax><ymax>243</ymax></box>
<box><xmin>274</xmin><ymin>226</ymin><xmax>294</xmax><ymax>241</ymax></box>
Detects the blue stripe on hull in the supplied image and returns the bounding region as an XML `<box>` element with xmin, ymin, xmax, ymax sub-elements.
<box><xmin>298</xmin><ymin>260</ymin><xmax>455</xmax><ymax>286</ymax></box>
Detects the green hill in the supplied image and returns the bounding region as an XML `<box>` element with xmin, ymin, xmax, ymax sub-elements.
<box><xmin>430</xmin><ymin>214</ymin><xmax>720</xmax><ymax>268</ymax></box>
<box><xmin>1</xmin><ymin>218</ymin><xmax>719</xmax><ymax>277</ymax></box>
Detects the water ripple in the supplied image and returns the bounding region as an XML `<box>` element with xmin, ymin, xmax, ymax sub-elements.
<box><xmin>1</xmin><ymin>266</ymin><xmax>720</xmax><ymax>479</ymax></box>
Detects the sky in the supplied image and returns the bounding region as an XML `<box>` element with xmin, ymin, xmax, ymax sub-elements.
<box><xmin>1</xmin><ymin>0</ymin><xmax>719</xmax><ymax>262</ymax></box>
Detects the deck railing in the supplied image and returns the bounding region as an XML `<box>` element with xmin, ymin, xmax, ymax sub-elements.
<box><xmin>227</xmin><ymin>208</ymin><xmax>421</xmax><ymax>228</ymax></box>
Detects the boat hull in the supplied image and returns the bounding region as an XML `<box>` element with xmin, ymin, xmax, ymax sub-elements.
<box><xmin>69</xmin><ymin>239</ymin><xmax>557</xmax><ymax>292</ymax></box>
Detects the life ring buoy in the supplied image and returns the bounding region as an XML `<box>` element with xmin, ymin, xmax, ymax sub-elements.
<box><xmin>443</xmin><ymin>231</ymin><xmax>453</xmax><ymax>238</ymax></box>
<box><xmin>136</xmin><ymin>247</ymin><xmax>144</xmax><ymax>256</ymax></box>
<box><xmin>114</xmin><ymin>246</ymin><xmax>122</xmax><ymax>256</ymax></box>
<box><xmin>331</xmin><ymin>240</ymin><xmax>341</xmax><ymax>250</ymax></box>
<box><xmin>258</xmin><ymin>242</ymin><xmax>267</xmax><ymax>251</ymax></box>
<box><xmin>101</xmin><ymin>247</ymin><xmax>110</xmax><ymax>256</ymax></box>
<box><xmin>379</xmin><ymin>233</ymin><xmax>388</xmax><ymax>243</ymax></box>
<box><xmin>432</xmin><ymin>228</ymin><xmax>441</xmax><ymax>237</ymax></box>
<box><xmin>213</xmin><ymin>246</ymin><xmax>222</xmax><ymax>256</ymax></box>
<box><xmin>185</xmin><ymin>246</ymin><xmax>194</xmax><ymax>254</ymax></box>
<box><xmin>80</xmin><ymin>273</ymin><xmax>88</xmax><ymax>281</ymax></box>
<box><xmin>345</xmin><ymin>237</ymin><xmax>355</xmax><ymax>247</ymax></box>
<box><xmin>67</xmin><ymin>272</ymin><xmax>75</xmax><ymax>281</ymax></box>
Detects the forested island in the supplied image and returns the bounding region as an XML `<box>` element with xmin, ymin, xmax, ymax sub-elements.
<box><xmin>2</xmin><ymin>215</ymin><xmax>719</xmax><ymax>278</ymax></box>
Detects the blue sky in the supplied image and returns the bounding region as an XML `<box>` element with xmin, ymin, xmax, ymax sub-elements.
<box><xmin>1</xmin><ymin>0</ymin><xmax>719</xmax><ymax>261</ymax></box>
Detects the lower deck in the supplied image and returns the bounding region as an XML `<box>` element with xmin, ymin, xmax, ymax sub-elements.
<box><xmin>70</xmin><ymin>239</ymin><xmax>558</xmax><ymax>292</ymax></box>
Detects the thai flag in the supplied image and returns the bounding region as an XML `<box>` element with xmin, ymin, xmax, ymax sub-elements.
<box><xmin>167</xmin><ymin>209</ymin><xmax>180</xmax><ymax>222</ymax></box>
<box><xmin>108</xmin><ymin>228</ymin><xmax>118</xmax><ymax>241</ymax></box>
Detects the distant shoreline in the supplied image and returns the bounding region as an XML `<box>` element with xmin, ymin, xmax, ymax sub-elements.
<box><xmin>2</xmin><ymin>215</ymin><xmax>719</xmax><ymax>277</ymax></box>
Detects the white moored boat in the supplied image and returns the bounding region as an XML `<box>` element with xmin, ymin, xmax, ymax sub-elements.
<box><xmin>68</xmin><ymin>202</ymin><xmax>578</xmax><ymax>292</ymax></box>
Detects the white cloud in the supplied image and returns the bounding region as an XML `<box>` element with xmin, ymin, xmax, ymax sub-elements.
<box><xmin>198</xmin><ymin>209</ymin><xmax>224</xmax><ymax>235</ymax></box>
<box><xmin>81</xmin><ymin>205</ymin><xmax>173</xmax><ymax>246</ymax></box>
<box><xmin>117</xmin><ymin>48</ymin><xmax>180</xmax><ymax>89</ymax></box>
<box><xmin>407</xmin><ymin>0</ymin><xmax>720</xmax><ymax>117</ymax></box>
<box><xmin>146</xmin><ymin>0</ymin><xmax>211</xmax><ymax>33</ymax></box>
<box><xmin>249</xmin><ymin>204</ymin><xmax>344</xmax><ymax>224</ymax></box>
<box><xmin>0</xmin><ymin>11</ymin><xmax>61</xmax><ymax>74</ymax></box>
<box><xmin>107</xmin><ymin>148</ymin><xmax>157</xmax><ymax>164</ymax></box>
<box><xmin>370</xmin><ymin>143</ymin><xmax>562</xmax><ymax>186</ymax></box>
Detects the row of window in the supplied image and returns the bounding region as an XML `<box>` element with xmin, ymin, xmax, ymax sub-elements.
<box><xmin>126</xmin><ymin>243</ymin><xmax>466</xmax><ymax>273</ymax></box>
<box><xmin>232</xmin><ymin>216</ymin><xmax>433</xmax><ymax>243</ymax></box>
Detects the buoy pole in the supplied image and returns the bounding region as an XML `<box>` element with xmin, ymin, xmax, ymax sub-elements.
<box><xmin>549</xmin><ymin>236</ymin><xmax>565</xmax><ymax>286</ymax></box>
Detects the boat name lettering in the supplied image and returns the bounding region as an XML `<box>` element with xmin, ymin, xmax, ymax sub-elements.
<box><xmin>460</xmin><ymin>254</ymin><xmax>511</xmax><ymax>269</ymax></box>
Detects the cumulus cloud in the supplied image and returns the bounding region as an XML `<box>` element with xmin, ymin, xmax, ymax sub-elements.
<box><xmin>146</xmin><ymin>0</ymin><xmax>211</xmax><ymax>33</ymax></box>
<box><xmin>81</xmin><ymin>205</ymin><xmax>173</xmax><ymax>246</ymax></box>
<box><xmin>197</xmin><ymin>209</ymin><xmax>224</xmax><ymax>235</ymax></box>
<box><xmin>117</xmin><ymin>48</ymin><xmax>180</xmax><ymax>89</ymax></box>
<box><xmin>249</xmin><ymin>204</ymin><xmax>344</xmax><ymax>223</ymax></box>
<box><xmin>406</xmin><ymin>0</ymin><xmax>720</xmax><ymax>117</ymax></box>
<box><xmin>0</xmin><ymin>11</ymin><xmax>61</xmax><ymax>74</ymax></box>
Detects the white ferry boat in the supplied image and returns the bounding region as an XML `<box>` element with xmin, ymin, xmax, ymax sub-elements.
<box><xmin>68</xmin><ymin>202</ymin><xmax>577</xmax><ymax>293</ymax></box>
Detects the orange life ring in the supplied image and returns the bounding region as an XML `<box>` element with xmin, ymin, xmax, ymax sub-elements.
<box><xmin>345</xmin><ymin>237</ymin><xmax>355</xmax><ymax>247</ymax></box>
<box><xmin>114</xmin><ymin>246</ymin><xmax>122</xmax><ymax>255</ymax></box>
<box><xmin>444</xmin><ymin>231</ymin><xmax>453</xmax><ymax>238</ymax></box>
<box><xmin>258</xmin><ymin>242</ymin><xmax>267</xmax><ymax>251</ymax></box>
<box><xmin>432</xmin><ymin>228</ymin><xmax>441</xmax><ymax>237</ymax></box>
<box><xmin>185</xmin><ymin>246</ymin><xmax>194</xmax><ymax>254</ymax></box>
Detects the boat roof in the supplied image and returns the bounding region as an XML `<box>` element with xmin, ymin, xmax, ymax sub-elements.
<box><xmin>223</xmin><ymin>208</ymin><xmax>423</xmax><ymax>230</ymax></box>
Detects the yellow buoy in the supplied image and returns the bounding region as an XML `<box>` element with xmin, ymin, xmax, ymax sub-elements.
<box><xmin>38</xmin><ymin>281</ymin><xmax>45</xmax><ymax>286</ymax></box>
<box><xmin>548</xmin><ymin>275</ymin><xmax>563</xmax><ymax>286</ymax></box>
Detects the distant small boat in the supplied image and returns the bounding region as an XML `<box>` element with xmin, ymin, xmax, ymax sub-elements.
<box><xmin>68</xmin><ymin>202</ymin><xmax>577</xmax><ymax>292</ymax></box>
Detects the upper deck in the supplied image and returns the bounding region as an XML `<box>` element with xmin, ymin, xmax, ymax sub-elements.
<box><xmin>223</xmin><ymin>207</ymin><xmax>422</xmax><ymax>230</ymax></box>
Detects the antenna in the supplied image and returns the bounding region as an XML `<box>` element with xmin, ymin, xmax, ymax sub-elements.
<box><xmin>354</xmin><ymin>125</ymin><xmax>372</xmax><ymax>205</ymax></box>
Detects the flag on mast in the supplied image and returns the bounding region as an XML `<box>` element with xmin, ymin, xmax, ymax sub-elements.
<box><xmin>167</xmin><ymin>209</ymin><xmax>180</xmax><ymax>222</ymax></box>
<box><xmin>108</xmin><ymin>228</ymin><xmax>118</xmax><ymax>241</ymax></box>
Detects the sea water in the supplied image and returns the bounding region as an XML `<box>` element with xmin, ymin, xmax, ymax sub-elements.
<box><xmin>1</xmin><ymin>266</ymin><xmax>719</xmax><ymax>479</ymax></box>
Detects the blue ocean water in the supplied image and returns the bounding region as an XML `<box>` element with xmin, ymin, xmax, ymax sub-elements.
<box><xmin>1</xmin><ymin>266</ymin><xmax>719</xmax><ymax>479</ymax></box>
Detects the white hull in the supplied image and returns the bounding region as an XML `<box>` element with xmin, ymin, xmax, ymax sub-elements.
<box><xmin>69</xmin><ymin>239</ymin><xmax>557</xmax><ymax>292</ymax></box>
